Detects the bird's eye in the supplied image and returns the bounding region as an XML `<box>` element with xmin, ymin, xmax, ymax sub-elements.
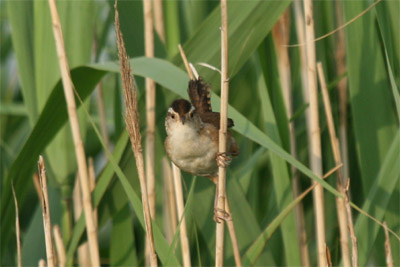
<box><xmin>171</xmin><ymin>114</ymin><xmax>175</xmax><ymax>119</ymax></box>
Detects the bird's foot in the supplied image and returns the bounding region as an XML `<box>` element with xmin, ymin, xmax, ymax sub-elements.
<box><xmin>213</xmin><ymin>207</ymin><xmax>231</xmax><ymax>223</ymax></box>
<box><xmin>216</xmin><ymin>152</ymin><xmax>231</xmax><ymax>168</ymax></box>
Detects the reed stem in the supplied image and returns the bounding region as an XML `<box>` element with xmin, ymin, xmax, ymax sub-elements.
<box><xmin>38</xmin><ymin>156</ymin><xmax>55</xmax><ymax>267</ymax></box>
<box><xmin>48</xmin><ymin>0</ymin><xmax>100</xmax><ymax>265</ymax></box>
<box><xmin>303</xmin><ymin>1</ymin><xmax>326</xmax><ymax>265</ymax></box>
<box><xmin>172</xmin><ymin>163</ymin><xmax>191</xmax><ymax>267</ymax></box>
<box><xmin>216</xmin><ymin>0</ymin><xmax>229</xmax><ymax>265</ymax></box>
<box><xmin>317</xmin><ymin>62</ymin><xmax>351</xmax><ymax>267</ymax></box>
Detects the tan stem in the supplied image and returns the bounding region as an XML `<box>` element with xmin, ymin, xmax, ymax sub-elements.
<box><xmin>53</xmin><ymin>225</ymin><xmax>66</xmax><ymax>267</ymax></box>
<box><xmin>162</xmin><ymin>158</ymin><xmax>177</xmax><ymax>243</ymax></box>
<box><xmin>47</xmin><ymin>1</ymin><xmax>100</xmax><ymax>265</ymax></box>
<box><xmin>153</xmin><ymin>0</ymin><xmax>165</xmax><ymax>43</ymax></box>
<box><xmin>172</xmin><ymin>163</ymin><xmax>191</xmax><ymax>267</ymax></box>
<box><xmin>345</xmin><ymin>181</ymin><xmax>358</xmax><ymax>267</ymax></box>
<box><xmin>303</xmin><ymin>1</ymin><xmax>326</xmax><ymax>266</ymax></box>
<box><xmin>73</xmin><ymin>175</ymin><xmax>90</xmax><ymax>267</ymax></box>
<box><xmin>317</xmin><ymin>62</ymin><xmax>351</xmax><ymax>267</ymax></box>
<box><xmin>225</xmin><ymin>198</ymin><xmax>242</xmax><ymax>267</ymax></box>
<box><xmin>215</xmin><ymin>0</ymin><xmax>229</xmax><ymax>266</ymax></box>
<box><xmin>144</xmin><ymin>0</ymin><xmax>157</xmax><ymax>263</ymax></box>
<box><xmin>11</xmin><ymin>183</ymin><xmax>22</xmax><ymax>267</ymax></box>
<box><xmin>38</xmin><ymin>156</ymin><xmax>55</xmax><ymax>267</ymax></box>
<box><xmin>384</xmin><ymin>222</ymin><xmax>394</xmax><ymax>267</ymax></box>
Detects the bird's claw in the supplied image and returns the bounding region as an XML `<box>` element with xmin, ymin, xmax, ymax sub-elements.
<box><xmin>213</xmin><ymin>207</ymin><xmax>231</xmax><ymax>223</ymax></box>
<box><xmin>216</xmin><ymin>152</ymin><xmax>231</xmax><ymax>168</ymax></box>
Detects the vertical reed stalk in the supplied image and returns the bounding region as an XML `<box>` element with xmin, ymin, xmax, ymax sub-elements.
<box><xmin>216</xmin><ymin>0</ymin><xmax>229</xmax><ymax>266</ymax></box>
<box><xmin>162</xmin><ymin>158</ymin><xmax>177</xmax><ymax>243</ymax></box>
<box><xmin>39</xmin><ymin>259</ymin><xmax>46</xmax><ymax>267</ymax></box>
<box><xmin>143</xmin><ymin>0</ymin><xmax>156</xmax><ymax>220</ymax></box>
<box><xmin>172</xmin><ymin>163</ymin><xmax>191</xmax><ymax>267</ymax></box>
<box><xmin>48</xmin><ymin>0</ymin><xmax>100</xmax><ymax>265</ymax></box>
<box><xmin>317</xmin><ymin>62</ymin><xmax>351</xmax><ymax>267</ymax></box>
<box><xmin>224</xmin><ymin>198</ymin><xmax>242</xmax><ymax>267</ymax></box>
<box><xmin>303</xmin><ymin>1</ymin><xmax>326</xmax><ymax>266</ymax></box>
<box><xmin>73</xmin><ymin>176</ymin><xmax>90</xmax><ymax>266</ymax></box>
<box><xmin>334</xmin><ymin>0</ymin><xmax>349</xmax><ymax>185</ymax></box>
<box><xmin>11</xmin><ymin>183</ymin><xmax>22</xmax><ymax>267</ymax></box>
<box><xmin>272</xmin><ymin>10</ymin><xmax>310</xmax><ymax>266</ymax></box>
<box><xmin>153</xmin><ymin>0</ymin><xmax>165</xmax><ymax>43</ymax></box>
<box><xmin>344</xmin><ymin>181</ymin><xmax>358</xmax><ymax>266</ymax></box>
<box><xmin>292</xmin><ymin>4</ymin><xmax>312</xmax><ymax>265</ymax></box>
<box><xmin>384</xmin><ymin>222</ymin><xmax>394</xmax><ymax>267</ymax></box>
<box><xmin>143</xmin><ymin>0</ymin><xmax>157</xmax><ymax>263</ymax></box>
<box><xmin>38</xmin><ymin>156</ymin><xmax>55</xmax><ymax>267</ymax></box>
<box><xmin>114</xmin><ymin>2</ymin><xmax>158</xmax><ymax>265</ymax></box>
<box><xmin>53</xmin><ymin>225</ymin><xmax>66</xmax><ymax>267</ymax></box>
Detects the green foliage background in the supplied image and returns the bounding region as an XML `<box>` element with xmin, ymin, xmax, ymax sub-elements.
<box><xmin>1</xmin><ymin>0</ymin><xmax>399</xmax><ymax>265</ymax></box>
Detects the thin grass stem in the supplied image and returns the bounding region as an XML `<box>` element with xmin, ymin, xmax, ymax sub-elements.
<box><xmin>38</xmin><ymin>156</ymin><xmax>55</xmax><ymax>267</ymax></box>
<box><xmin>317</xmin><ymin>62</ymin><xmax>351</xmax><ymax>267</ymax></box>
<box><xmin>53</xmin><ymin>225</ymin><xmax>66</xmax><ymax>267</ymax></box>
<box><xmin>216</xmin><ymin>0</ymin><xmax>229</xmax><ymax>266</ymax></box>
<box><xmin>11</xmin><ymin>183</ymin><xmax>22</xmax><ymax>267</ymax></box>
<box><xmin>303</xmin><ymin>1</ymin><xmax>326</xmax><ymax>265</ymax></box>
<box><xmin>172</xmin><ymin>163</ymin><xmax>191</xmax><ymax>267</ymax></box>
<box><xmin>48</xmin><ymin>0</ymin><xmax>100</xmax><ymax>265</ymax></box>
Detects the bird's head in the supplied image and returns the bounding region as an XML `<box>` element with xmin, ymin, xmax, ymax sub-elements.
<box><xmin>165</xmin><ymin>99</ymin><xmax>202</xmax><ymax>134</ymax></box>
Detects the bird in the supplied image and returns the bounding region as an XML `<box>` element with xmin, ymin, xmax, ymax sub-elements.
<box><xmin>164</xmin><ymin>77</ymin><xmax>239</xmax><ymax>222</ymax></box>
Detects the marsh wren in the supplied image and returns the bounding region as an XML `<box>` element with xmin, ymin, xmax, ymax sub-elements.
<box><xmin>165</xmin><ymin>78</ymin><xmax>239</xmax><ymax>222</ymax></box>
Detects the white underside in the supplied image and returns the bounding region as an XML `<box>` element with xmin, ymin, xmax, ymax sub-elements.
<box><xmin>166</xmin><ymin>123</ymin><xmax>218</xmax><ymax>176</ymax></box>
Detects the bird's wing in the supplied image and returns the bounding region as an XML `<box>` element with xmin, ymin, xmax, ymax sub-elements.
<box><xmin>188</xmin><ymin>77</ymin><xmax>212</xmax><ymax>113</ymax></box>
<box><xmin>199</xmin><ymin>112</ymin><xmax>234</xmax><ymax>130</ymax></box>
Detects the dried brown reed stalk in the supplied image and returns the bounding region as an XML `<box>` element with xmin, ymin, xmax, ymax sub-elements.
<box><xmin>162</xmin><ymin>158</ymin><xmax>177</xmax><ymax>243</ymax></box>
<box><xmin>317</xmin><ymin>62</ymin><xmax>351</xmax><ymax>267</ymax></box>
<box><xmin>272</xmin><ymin>9</ymin><xmax>310</xmax><ymax>266</ymax></box>
<box><xmin>53</xmin><ymin>225</ymin><xmax>66</xmax><ymax>267</ymax></box>
<box><xmin>11</xmin><ymin>183</ymin><xmax>22</xmax><ymax>267</ymax></box>
<box><xmin>303</xmin><ymin>1</ymin><xmax>326</xmax><ymax>266</ymax></box>
<box><xmin>215</xmin><ymin>0</ymin><xmax>229</xmax><ymax>266</ymax></box>
<box><xmin>334</xmin><ymin>0</ymin><xmax>349</xmax><ymax>186</ymax></box>
<box><xmin>73</xmin><ymin>176</ymin><xmax>90</xmax><ymax>266</ymax></box>
<box><xmin>114</xmin><ymin>2</ymin><xmax>158</xmax><ymax>266</ymax></box>
<box><xmin>344</xmin><ymin>181</ymin><xmax>358</xmax><ymax>266</ymax></box>
<box><xmin>39</xmin><ymin>259</ymin><xmax>46</xmax><ymax>267</ymax></box>
<box><xmin>172</xmin><ymin>163</ymin><xmax>191</xmax><ymax>267</ymax></box>
<box><xmin>47</xmin><ymin>0</ymin><xmax>100</xmax><ymax>265</ymax></box>
<box><xmin>153</xmin><ymin>0</ymin><xmax>165</xmax><ymax>43</ymax></box>
<box><xmin>224</xmin><ymin>199</ymin><xmax>241</xmax><ymax>266</ymax></box>
<box><xmin>384</xmin><ymin>222</ymin><xmax>394</xmax><ymax>267</ymax></box>
<box><xmin>143</xmin><ymin>0</ymin><xmax>157</xmax><ymax>220</ymax></box>
<box><xmin>143</xmin><ymin>1</ymin><xmax>157</xmax><ymax>263</ymax></box>
<box><xmin>38</xmin><ymin>156</ymin><xmax>55</xmax><ymax>267</ymax></box>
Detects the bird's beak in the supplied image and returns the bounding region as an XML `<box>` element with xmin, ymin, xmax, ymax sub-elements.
<box><xmin>180</xmin><ymin>116</ymin><xmax>185</xmax><ymax>124</ymax></box>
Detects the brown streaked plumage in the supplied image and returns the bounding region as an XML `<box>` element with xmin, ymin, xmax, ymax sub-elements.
<box><xmin>188</xmin><ymin>78</ymin><xmax>234</xmax><ymax>129</ymax></box>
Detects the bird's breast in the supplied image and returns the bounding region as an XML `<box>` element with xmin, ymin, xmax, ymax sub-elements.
<box><xmin>165</xmin><ymin>124</ymin><xmax>218</xmax><ymax>176</ymax></box>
